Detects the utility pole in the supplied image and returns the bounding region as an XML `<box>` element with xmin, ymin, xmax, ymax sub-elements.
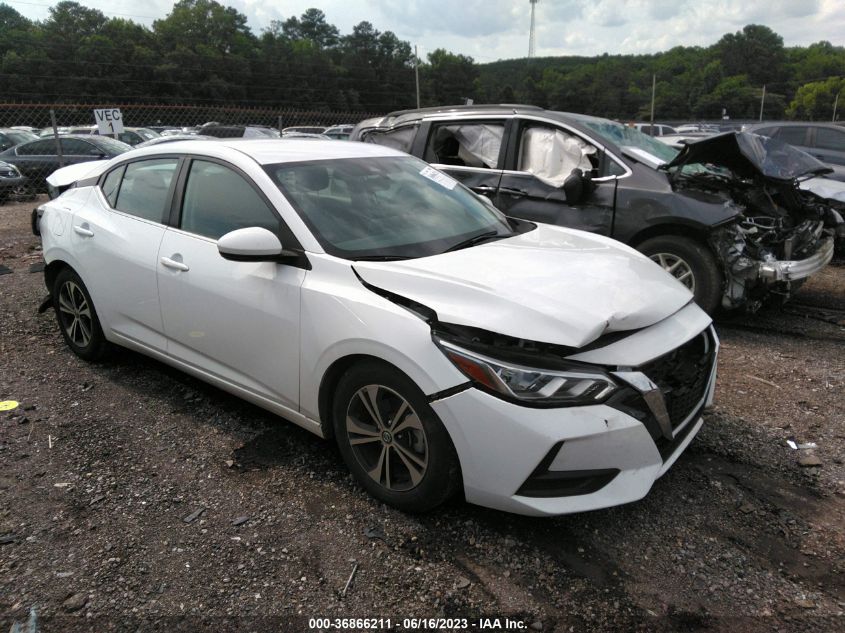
<box><xmin>833</xmin><ymin>91</ymin><xmax>840</xmax><ymax>122</ymax></box>
<box><xmin>50</xmin><ymin>109</ymin><xmax>64</xmax><ymax>168</ymax></box>
<box><xmin>759</xmin><ymin>84</ymin><xmax>766</xmax><ymax>121</ymax></box>
<box><xmin>649</xmin><ymin>73</ymin><xmax>655</xmax><ymax>134</ymax></box>
<box><xmin>414</xmin><ymin>45</ymin><xmax>420</xmax><ymax>109</ymax></box>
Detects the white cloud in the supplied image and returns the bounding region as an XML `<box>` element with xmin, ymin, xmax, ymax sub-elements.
<box><xmin>7</xmin><ymin>0</ymin><xmax>845</xmax><ymax>61</ymax></box>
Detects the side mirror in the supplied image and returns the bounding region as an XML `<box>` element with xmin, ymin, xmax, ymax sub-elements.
<box><xmin>562</xmin><ymin>168</ymin><xmax>585</xmax><ymax>203</ymax></box>
<box><xmin>218</xmin><ymin>227</ymin><xmax>284</xmax><ymax>262</ymax></box>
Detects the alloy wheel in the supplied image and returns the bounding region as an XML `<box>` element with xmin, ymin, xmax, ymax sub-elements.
<box><xmin>345</xmin><ymin>385</ymin><xmax>429</xmax><ymax>492</ymax></box>
<box><xmin>650</xmin><ymin>252</ymin><xmax>696</xmax><ymax>292</ymax></box>
<box><xmin>57</xmin><ymin>280</ymin><xmax>93</xmax><ymax>347</ymax></box>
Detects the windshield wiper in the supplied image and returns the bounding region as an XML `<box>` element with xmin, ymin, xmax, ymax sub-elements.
<box><xmin>352</xmin><ymin>255</ymin><xmax>410</xmax><ymax>261</ymax></box>
<box><xmin>444</xmin><ymin>230</ymin><xmax>508</xmax><ymax>253</ymax></box>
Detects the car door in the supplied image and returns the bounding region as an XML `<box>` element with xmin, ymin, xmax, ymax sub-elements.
<box><xmin>494</xmin><ymin>118</ymin><xmax>618</xmax><ymax>235</ymax></box>
<box><xmin>71</xmin><ymin>157</ymin><xmax>180</xmax><ymax>351</ymax></box>
<box><xmin>156</xmin><ymin>158</ymin><xmax>305</xmax><ymax>409</ymax></box>
<box><xmin>418</xmin><ymin>118</ymin><xmax>506</xmax><ymax>200</ymax></box>
<box><xmin>9</xmin><ymin>139</ymin><xmax>57</xmax><ymax>181</ymax></box>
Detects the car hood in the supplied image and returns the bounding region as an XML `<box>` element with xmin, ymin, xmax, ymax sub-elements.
<box><xmin>45</xmin><ymin>160</ymin><xmax>110</xmax><ymax>188</ymax></box>
<box><xmin>353</xmin><ymin>224</ymin><xmax>693</xmax><ymax>349</ymax></box>
<box><xmin>664</xmin><ymin>132</ymin><xmax>832</xmax><ymax>181</ymax></box>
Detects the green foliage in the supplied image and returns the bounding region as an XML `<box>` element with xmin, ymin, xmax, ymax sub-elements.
<box><xmin>0</xmin><ymin>2</ymin><xmax>842</xmax><ymax>120</ymax></box>
<box><xmin>787</xmin><ymin>77</ymin><xmax>844</xmax><ymax>120</ymax></box>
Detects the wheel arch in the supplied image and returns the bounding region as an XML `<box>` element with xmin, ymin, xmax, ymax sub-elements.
<box><xmin>318</xmin><ymin>354</ymin><xmax>409</xmax><ymax>440</ymax></box>
<box><xmin>628</xmin><ymin>222</ymin><xmax>712</xmax><ymax>251</ymax></box>
<box><xmin>44</xmin><ymin>259</ymin><xmax>74</xmax><ymax>293</ymax></box>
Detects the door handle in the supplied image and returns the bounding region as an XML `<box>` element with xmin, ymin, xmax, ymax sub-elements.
<box><xmin>160</xmin><ymin>257</ymin><xmax>190</xmax><ymax>272</ymax></box>
<box><xmin>472</xmin><ymin>185</ymin><xmax>497</xmax><ymax>194</ymax></box>
<box><xmin>73</xmin><ymin>225</ymin><xmax>94</xmax><ymax>237</ymax></box>
<box><xmin>499</xmin><ymin>187</ymin><xmax>527</xmax><ymax>198</ymax></box>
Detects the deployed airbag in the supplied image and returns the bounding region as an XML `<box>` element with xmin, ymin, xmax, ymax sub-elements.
<box><xmin>519</xmin><ymin>128</ymin><xmax>596</xmax><ymax>188</ymax></box>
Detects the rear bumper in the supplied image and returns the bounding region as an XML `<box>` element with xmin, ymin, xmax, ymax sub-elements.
<box><xmin>758</xmin><ymin>237</ymin><xmax>834</xmax><ymax>282</ymax></box>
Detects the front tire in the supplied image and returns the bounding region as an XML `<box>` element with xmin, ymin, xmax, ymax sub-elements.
<box><xmin>52</xmin><ymin>268</ymin><xmax>109</xmax><ymax>361</ymax></box>
<box><xmin>333</xmin><ymin>361</ymin><xmax>461</xmax><ymax>512</ymax></box>
<box><xmin>637</xmin><ymin>235</ymin><xmax>723</xmax><ymax>315</ymax></box>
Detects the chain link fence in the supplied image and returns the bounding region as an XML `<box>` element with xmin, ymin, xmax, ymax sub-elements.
<box><xmin>0</xmin><ymin>102</ymin><xmax>383</xmax><ymax>203</ymax></box>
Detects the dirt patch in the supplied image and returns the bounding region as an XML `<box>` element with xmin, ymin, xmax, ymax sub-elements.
<box><xmin>1</xmin><ymin>197</ymin><xmax>843</xmax><ymax>631</ymax></box>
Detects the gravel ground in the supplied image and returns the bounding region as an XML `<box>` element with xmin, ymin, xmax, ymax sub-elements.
<box><xmin>1</xmin><ymin>197</ymin><xmax>843</xmax><ymax>632</ymax></box>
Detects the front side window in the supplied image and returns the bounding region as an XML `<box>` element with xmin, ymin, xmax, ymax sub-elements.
<box><xmin>815</xmin><ymin>127</ymin><xmax>845</xmax><ymax>152</ymax></box>
<box><xmin>517</xmin><ymin>125</ymin><xmax>598</xmax><ymax>187</ymax></box>
<box><xmin>266</xmin><ymin>156</ymin><xmax>514</xmax><ymax>260</ymax></box>
<box><xmin>114</xmin><ymin>159</ymin><xmax>179</xmax><ymax>223</ymax></box>
<box><xmin>180</xmin><ymin>160</ymin><xmax>280</xmax><ymax>240</ymax></box>
<box><xmin>101</xmin><ymin>165</ymin><xmax>125</xmax><ymax>207</ymax></box>
<box><xmin>423</xmin><ymin>122</ymin><xmax>504</xmax><ymax>169</ymax></box>
<box><xmin>61</xmin><ymin>139</ymin><xmax>100</xmax><ymax>156</ymax></box>
<box><xmin>777</xmin><ymin>126</ymin><xmax>809</xmax><ymax>146</ymax></box>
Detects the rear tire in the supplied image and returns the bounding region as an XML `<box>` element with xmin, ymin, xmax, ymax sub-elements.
<box><xmin>333</xmin><ymin>360</ymin><xmax>461</xmax><ymax>513</ymax></box>
<box><xmin>637</xmin><ymin>235</ymin><xmax>723</xmax><ymax>315</ymax></box>
<box><xmin>52</xmin><ymin>268</ymin><xmax>109</xmax><ymax>361</ymax></box>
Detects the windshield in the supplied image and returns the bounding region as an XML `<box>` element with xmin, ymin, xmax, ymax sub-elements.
<box><xmin>266</xmin><ymin>156</ymin><xmax>513</xmax><ymax>259</ymax></box>
<box><xmin>579</xmin><ymin>119</ymin><xmax>679</xmax><ymax>167</ymax></box>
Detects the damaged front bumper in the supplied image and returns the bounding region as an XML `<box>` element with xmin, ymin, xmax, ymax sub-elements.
<box><xmin>758</xmin><ymin>237</ymin><xmax>834</xmax><ymax>282</ymax></box>
<box><xmin>711</xmin><ymin>223</ymin><xmax>837</xmax><ymax>310</ymax></box>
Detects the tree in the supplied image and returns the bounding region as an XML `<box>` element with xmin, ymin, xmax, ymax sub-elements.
<box><xmin>787</xmin><ymin>77</ymin><xmax>844</xmax><ymax>121</ymax></box>
<box><xmin>281</xmin><ymin>8</ymin><xmax>339</xmax><ymax>49</ymax></box>
<box><xmin>423</xmin><ymin>49</ymin><xmax>477</xmax><ymax>106</ymax></box>
<box><xmin>716</xmin><ymin>24</ymin><xmax>786</xmax><ymax>86</ymax></box>
<box><xmin>152</xmin><ymin>0</ymin><xmax>256</xmax><ymax>101</ymax></box>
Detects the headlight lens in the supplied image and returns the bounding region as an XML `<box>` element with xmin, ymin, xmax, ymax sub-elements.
<box><xmin>436</xmin><ymin>339</ymin><xmax>617</xmax><ymax>406</ymax></box>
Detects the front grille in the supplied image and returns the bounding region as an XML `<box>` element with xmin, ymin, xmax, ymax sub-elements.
<box><xmin>606</xmin><ymin>328</ymin><xmax>715</xmax><ymax>460</ymax></box>
<box><xmin>639</xmin><ymin>329</ymin><xmax>715</xmax><ymax>427</ymax></box>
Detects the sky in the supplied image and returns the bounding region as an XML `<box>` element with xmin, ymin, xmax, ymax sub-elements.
<box><xmin>5</xmin><ymin>0</ymin><xmax>845</xmax><ymax>63</ymax></box>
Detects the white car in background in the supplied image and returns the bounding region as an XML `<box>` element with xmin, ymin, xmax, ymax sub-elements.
<box><xmin>33</xmin><ymin>140</ymin><xmax>718</xmax><ymax>516</ymax></box>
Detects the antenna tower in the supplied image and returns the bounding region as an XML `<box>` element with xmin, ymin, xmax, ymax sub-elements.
<box><xmin>528</xmin><ymin>0</ymin><xmax>538</xmax><ymax>58</ymax></box>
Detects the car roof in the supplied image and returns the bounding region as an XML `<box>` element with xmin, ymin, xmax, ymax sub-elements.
<box><xmin>122</xmin><ymin>138</ymin><xmax>406</xmax><ymax>165</ymax></box>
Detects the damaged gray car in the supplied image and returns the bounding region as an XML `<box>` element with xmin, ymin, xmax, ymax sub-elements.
<box><xmin>351</xmin><ymin>106</ymin><xmax>844</xmax><ymax>313</ymax></box>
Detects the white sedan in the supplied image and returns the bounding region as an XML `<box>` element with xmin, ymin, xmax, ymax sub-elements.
<box><xmin>34</xmin><ymin>140</ymin><xmax>718</xmax><ymax>516</ymax></box>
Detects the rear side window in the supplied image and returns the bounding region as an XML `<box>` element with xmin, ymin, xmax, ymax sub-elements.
<box><xmin>101</xmin><ymin>166</ymin><xmax>125</xmax><ymax>207</ymax></box>
<box><xmin>777</xmin><ymin>127</ymin><xmax>809</xmax><ymax>146</ymax></box>
<box><xmin>114</xmin><ymin>159</ymin><xmax>179</xmax><ymax>223</ymax></box>
<box><xmin>180</xmin><ymin>160</ymin><xmax>279</xmax><ymax>240</ymax></box>
<box><xmin>16</xmin><ymin>140</ymin><xmax>54</xmax><ymax>155</ymax></box>
<box><xmin>815</xmin><ymin>127</ymin><xmax>845</xmax><ymax>152</ymax></box>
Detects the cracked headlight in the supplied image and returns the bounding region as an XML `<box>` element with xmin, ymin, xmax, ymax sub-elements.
<box><xmin>436</xmin><ymin>339</ymin><xmax>618</xmax><ymax>406</ymax></box>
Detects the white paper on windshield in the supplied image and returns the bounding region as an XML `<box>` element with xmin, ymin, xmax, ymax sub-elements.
<box><xmin>420</xmin><ymin>166</ymin><xmax>457</xmax><ymax>190</ymax></box>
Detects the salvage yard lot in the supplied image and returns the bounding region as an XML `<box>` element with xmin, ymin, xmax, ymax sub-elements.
<box><xmin>1</xmin><ymin>197</ymin><xmax>843</xmax><ymax>632</ymax></box>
